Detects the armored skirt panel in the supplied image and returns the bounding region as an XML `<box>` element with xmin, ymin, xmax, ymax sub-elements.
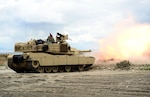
<box><xmin>29</xmin><ymin>53</ymin><xmax>94</xmax><ymax>66</ymax></box>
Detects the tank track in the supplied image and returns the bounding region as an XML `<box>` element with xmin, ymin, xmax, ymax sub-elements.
<box><xmin>8</xmin><ymin>61</ymin><xmax>93</xmax><ymax>73</ymax></box>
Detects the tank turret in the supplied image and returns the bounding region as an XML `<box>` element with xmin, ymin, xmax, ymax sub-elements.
<box><xmin>8</xmin><ymin>33</ymin><xmax>95</xmax><ymax>73</ymax></box>
<box><xmin>15</xmin><ymin>33</ymin><xmax>91</xmax><ymax>55</ymax></box>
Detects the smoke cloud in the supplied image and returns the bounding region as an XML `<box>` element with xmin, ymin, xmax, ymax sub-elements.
<box><xmin>95</xmin><ymin>16</ymin><xmax>150</xmax><ymax>64</ymax></box>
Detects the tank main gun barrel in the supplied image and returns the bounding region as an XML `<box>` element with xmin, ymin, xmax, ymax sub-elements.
<box><xmin>78</xmin><ymin>50</ymin><xmax>92</xmax><ymax>54</ymax></box>
<box><xmin>78</xmin><ymin>50</ymin><xmax>91</xmax><ymax>52</ymax></box>
<box><xmin>71</xmin><ymin>49</ymin><xmax>92</xmax><ymax>55</ymax></box>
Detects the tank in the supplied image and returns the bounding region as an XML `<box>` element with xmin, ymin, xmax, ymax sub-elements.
<box><xmin>8</xmin><ymin>33</ymin><xmax>95</xmax><ymax>73</ymax></box>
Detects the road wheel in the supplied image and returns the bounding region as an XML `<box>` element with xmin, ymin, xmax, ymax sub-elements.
<box><xmin>32</xmin><ymin>61</ymin><xmax>39</xmax><ymax>68</ymax></box>
<box><xmin>37</xmin><ymin>66</ymin><xmax>44</xmax><ymax>73</ymax></box>
<box><xmin>72</xmin><ymin>66</ymin><xmax>77</xmax><ymax>72</ymax></box>
<box><xmin>65</xmin><ymin>66</ymin><xmax>71</xmax><ymax>72</ymax></box>
<box><xmin>52</xmin><ymin>66</ymin><xmax>58</xmax><ymax>73</ymax></box>
<box><xmin>45</xmin><ymin>67</ymin><xmax>52</xmax><ymax>73</ymax></box>
<box><xmin>78</xmin><ymin>65</ymin><xmax>84</xmax><ymax>71</ymax></box>
<box><xmin>59</xmin><ymin>66</ymin><xmax>64</xmax><ymax>72</ymax></box>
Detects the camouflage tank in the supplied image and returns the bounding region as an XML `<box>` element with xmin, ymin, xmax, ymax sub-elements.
<box><xmin>8</xmin><ymin>33</ymin><xmax>95</xmax><ymax>73</ymax></box>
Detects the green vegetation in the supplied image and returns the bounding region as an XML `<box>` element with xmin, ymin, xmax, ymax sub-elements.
<box><xmin>139</xmin><ymin>64</ymin><xmax>150</xmax><ymax>71</ymax></box>
<box><xmin>115</xmin><ymin>60</ymin><xmax>131</xmax><ymax>70</ymax></box>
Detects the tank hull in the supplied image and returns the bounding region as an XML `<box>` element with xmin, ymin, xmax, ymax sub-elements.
<box><xmin>8</xmin><ymin>53</ymin><xmax>95</xmax><ymax>73</ymax></box>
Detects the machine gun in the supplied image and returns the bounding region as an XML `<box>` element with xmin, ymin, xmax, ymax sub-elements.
<box><xmin>56</xmin><ymin>33</ymin><xmax>68</xmax><ymax>43</ymax></box>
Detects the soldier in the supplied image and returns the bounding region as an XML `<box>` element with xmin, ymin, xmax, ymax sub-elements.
<box><xmin>47</xmin><ymin>33</ymin><xmax>55</xmax><ymax>43</ymax></box>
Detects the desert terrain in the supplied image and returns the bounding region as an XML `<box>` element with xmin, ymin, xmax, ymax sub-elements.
<box><xmin>0</xmin><ymin>54</ymin><xmax>7</xmax><ymax>65</ymax></box>
<box><xmin>0</xmin><ymin>63</ymin><xmax>150</xmax><ymax>97</ymax></box>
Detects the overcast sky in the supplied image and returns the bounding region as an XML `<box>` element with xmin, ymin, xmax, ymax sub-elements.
<box><xmin>0</xmin><ymin>0</ymin><xmax>150</xmax><ymax>53</ymax></box>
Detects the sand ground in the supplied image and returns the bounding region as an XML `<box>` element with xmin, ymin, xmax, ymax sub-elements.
<box><xmin>0</xmin><ymin>66</ymin><xmax>150</xmax><ymax>97</ymax></box>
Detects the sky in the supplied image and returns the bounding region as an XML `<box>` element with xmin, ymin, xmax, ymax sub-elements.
<box><xmin>0</xmin><ymin>0</ymin><xmax>150</xmax><ymax>53</ymax></box>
